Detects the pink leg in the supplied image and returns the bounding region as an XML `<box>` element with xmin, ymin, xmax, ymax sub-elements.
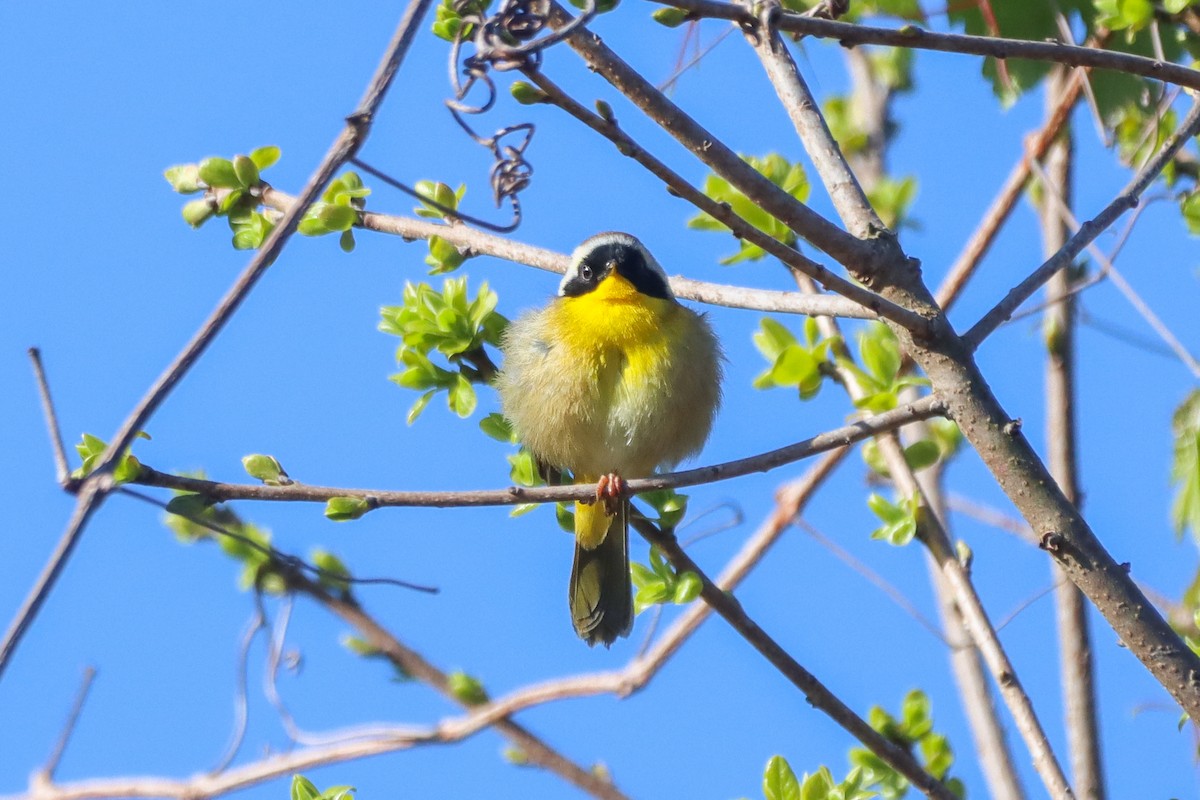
<box><xmin>595</xmin><ymin>473</ymin><xmax>624</xmax><ymax>516</ymax></box>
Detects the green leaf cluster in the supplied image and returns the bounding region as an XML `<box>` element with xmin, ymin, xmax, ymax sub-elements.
<box><xmin>163</xmin><ymin>489</ymin><xmax>289</xmax><ymax>594</ymax></box>
<box><xmin>688</xmin><ymin>153</ymin><xmax>810</xmax><ymax>264</ymax></box>
<box><xmin>298</xmin><ymin>171</ymin><xmax>370</xmax><ymax>253</ymax></box>
<box><xmin>867</xmin><ymin>492</ymin><xmax>921</xmax><ymax>546</ymax></box>
<box><xmin>411</xmin><ymin>181</ymin><xmax>473</xmax><ymax>274</ymax></box>
<box><xmin>71</xmin><ymin>432</ymin><xmax>145</xmax><ymax>484</ymax></box>
<box><xmin>1171</xmin><ymin>389</ymin><xmax>1200</xmax><ymax>541</ymax></box>
<box><xmin>849</xmin><ymin>690</ymin><xmax>964</xmax><ymax>799</ymax></box>
<box><xmin>637</xmin><ymin>488</ymin><xmax>689</xmax><ymax>532</ymax></box>
<box><xmin>631</xmin><ymin>547</ymin><xmax>702</xmax><ymax>614</ymax></box>
<box><xmin>431</xmin><ymin>0</ymin><xmax>491</xmax><ymax>41</ymax></box>
<box><xmin>164</xmin><ymin>147</ymin><xmax>281</xmax><ymax>249</ymax></box>
<box><xmin>380</xmin><ymin>278</ymin><xmax>508</xmax><ymax>423</ymax></box>
<box><xmin>291</xmin><ymin>775</ymin><xmax>354</xmax><ymax>800</ymax></box>
<box><xmin>841</xmin><ymin>323</ymin><xmax>929</xmax><ymax>413</ymax></box>
<box><xmin>753</xmin><ymin>317</ymin><xmax>836</xmax><ymax>399</ymax></box>
<box><xmin>761</xmin><ymin>755</ymin><xmax>877</xmax><ymax>800</ymax></box>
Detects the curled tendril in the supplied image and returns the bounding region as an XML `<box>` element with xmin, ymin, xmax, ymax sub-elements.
<box><xmin>359</xmin><ymin>0</ymin><xmax>594</xmax><ymax>233</ymax></box>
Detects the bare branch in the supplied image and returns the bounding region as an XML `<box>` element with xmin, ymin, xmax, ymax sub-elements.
<box><xmin>648</xmin><ymin>0</ymin><xmax>1200</xmax><ymax>93</ymax></box>
<box><xmin>934</xmin><ymin>68</ymin><xmax>1086</xmax><ymax>312</ymax></box>
<box><xmin>544</xmin><ymin>2</ymin><xmax>881</xmax><ymax>274</ymax></box>
<box><xmin>0</xmin><ymin>0</ymin><xmax>438</xmax><ymax>682</ymax></box>
<box><xmin>258</xmin><ymin>192</ymin><xmax>878</xmax><ymax>320</ymax></box>
<box><xmin>43</xmin><ymin>667</ymin><xmax>97</xmax><ymax>779</ymax></box>
<box><xmin>964</xmin><ymin>99</ymin><xmax>1200</xmax><ymax>348</ymax></box>
<box><xmin>743</xmin><ymin>0</ymin><xmax>883</xmax><ymax>237</ymax></box>
<box><xmin>1037</xmin><ymin>88</ymin><xmax>1106</xmax><ymax>798</ymax></box>
<box><xmin>632</xmin><ymin>516</ymin><xmax>959</xmax><ymax>800</ymax></box>
<box><xmin>28</xmin><ymin>348</ymin><xmax>71</xmax><ymax>487</ymax></box>
<box><xmin>1029</xmin><ymin>158</ymin><xmax>1200</xmax><ymax>379</ymax></box>
<box><xmin>130</xmin><ymin>396</ymin><xmax>945</xmax><ymax>508</ymax></box>
<box><xmin>799</xmin><ymin>278</ymin><xmax>1069</xmax><ymax>799</ymax></box>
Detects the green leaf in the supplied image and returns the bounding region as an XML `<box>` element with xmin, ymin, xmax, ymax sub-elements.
<box><xmin>867</xmin><ymin>492</ymin><xmax>903</xmax><ymax>523</ymax></box>
<box><xmin>447</xmin><ymin>671</ymin><xmax>489</xmax><ymax>705</ymax></box>
<box><xmin>510</xmin><ymin>81</ymin><xmax>549</xmax><ymax>104</ymax></box>
<box><xmin>754</xmin><ymin>318</ymin><xmax>799</xmax><ymax>361</ymax></box>
<box><xmin>232</xmin><ymin>154</ymin><xmax>259</xmax><ymax>187</ymax></box>
<box><xmin>407</xmin><ymin>390</ymin><xmax>436</xmax><ymax>425</ymax></box>
<box><xmin>312</xmin><ymin>548</ymin><xmax>352</xmax><ymax>593</ymax></box>
<box><xmin>318</xmin><ymin>203</ymin><xmax>358</xmax><ymax>232</ymax></box>
<box><xmin>339</xmin><ymin>229</ymin><xmax>356</xmax><ymax>253</ymax></box>
<box><xmin>673</xmin><ymin>571</ymin><xmax>702</xmax><ymax>603</ymax></box>
<box><xmin>249</xmin><ymin>145</ymin><xmax>281</xmax><ymax>171</ymax></box>
<box><xmin>291</xmin><ymin>775</ymin><xmax>321</xmax><ymax>800</ymax></box>
<box><xmin>902</xmin><ymin>440</ymin><xmax>940</xmax><ymax>472</ymax></box>
<box><xmin>1172</xmin><ymin>390</ymin><xmax>1200</xmax><ymax>541</ymax></box>
<box><xmin>448</xmin><ymin>374</ymin><xmax>478</xmax><ymax>418</ymax></box>
<box><xmin>241</xmin><ymin>453</ymin><xmax>291</xmax><ymax>486</ymax></box>
<box><xmin>799</xmin><ymin>768</ymin><xmax>834</xmax><ymax>800</ymax></box>
<box><xmin>1181</xmin><ymin>190</ymin><xmax>1200</xmax><ymax>235</ymax></box>
<box><xmin>763</xmin><ymin>755</ymin><xmax>801</xmax><ymax>800</ymax></box>
<box><xmin>181</xmin><ymin>199</ymin><xmax>215</xmax><ymax>228</ymax></box>
<box><xmin>324</xmin><ymin>496</ymin><xmax>373</xmax><ymax>522</ymax></box>
<box><xmin>652</xmin><ymin>6</ymin><xmax>691</xmax><ymax>26</ymax></box>
<box><xmin>479</xmin><ymin>412</ymin><xmax>515</xmax><ymax>442</ymax></box>
<box><xmin>197</xmin><ymin>157</ymin><xmax>240</xmax><ymax>189</ymax></box>
<box><xmin>164</xmin><ymin>164</ymin><xmax>203</xmax><ymax>194</ymax></box>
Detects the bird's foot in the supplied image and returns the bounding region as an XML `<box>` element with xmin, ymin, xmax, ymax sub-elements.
<box><xmin>595</xmin><ymin>473</ymin><xmax>624</xmax><ymax>516</ymax></box>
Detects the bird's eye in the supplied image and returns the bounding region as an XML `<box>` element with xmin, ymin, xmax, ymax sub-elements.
<box><xmin>579</xmin><ymin>264</ymin><xmax>594</xmax><ymax>281</ymax></box>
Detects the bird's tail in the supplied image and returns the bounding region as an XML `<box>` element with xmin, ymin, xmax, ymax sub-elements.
<box><xmin>569</xmin><ymin>498</ymin><xmax>633</xmax><ymax>646</ymax></box>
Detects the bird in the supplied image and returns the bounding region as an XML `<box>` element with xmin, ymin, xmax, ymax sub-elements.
<box><xmin>495</xmin><ymin>232</ymin><xmax>722</xmax><ymax>646</ymax></box>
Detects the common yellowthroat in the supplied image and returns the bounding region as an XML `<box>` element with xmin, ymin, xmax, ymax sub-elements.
<box><xmin>496</xmin><ymin>232</ymin><xmax>722</xmax><ymax>646</ymax></box>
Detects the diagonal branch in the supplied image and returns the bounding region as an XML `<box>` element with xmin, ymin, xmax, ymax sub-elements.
<box><xmin>0</xmin><ymin>0</ymin><xmax>437</xmax><ymax>684</ymax></box>
<box><xmin>741</xmin><ymin>0</ymin><xmax>882</xmax><ymax>237</ymax></box>
<box><xmin>631</xmin><ymin>516</ymin><xmax>958</xmax><ymax>800</ymax></box>
<box><xmin>544</xmin><ymin>2</ymin><xmax>881</xmax><ymax>274</ymax></box>
<box><xmin>934</xmin><ymin>67</ymin><xmax>1087</xmax><ymax>312</ymax></box>
<box><xmin>964</xmin><ymin>99</ymin><xmax>1200</xmax><ymax>348</ymax></box>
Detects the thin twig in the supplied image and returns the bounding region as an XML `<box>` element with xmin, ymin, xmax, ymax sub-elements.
<box><xmin>632</xmin><ymin>516</ymin><xmax>958</xmax><ymax>800</ymax></box>
<box><xmin>130</xmin><ymin>397</ymin><xmax>945</xmax><ymax>508</ymax></box>
<box><xmin>0</xmin><ymin>0</ymin><xmax>438</xmax><ymax>683</ymax></box>
<box><xmin>964</xmin><ymin>99</ymin><xmax>1200</xmax><ymax>349</ymax></box>
<box><xmin>934</xmin><ymin>69</ymin><xmax>1086</xmax><ymax>312</ymax></box>
<box><xmin>796</xmin><ymin>519</ymin><xmax>948</xmax><ymax>644</ymax></box>
<box><xmin>28</xmin><ymin>348</ymin><xmax>71</xmax><ymax>487</ymax></box>
<box><xmin>1028</xmin><ymin>156</ymin><xmax>1200</xmax><ymax>379</ymax></box>
<box><xmin>43</xmin><ymin>667</ymin><xmax>97</xmax><ymax>779</ymax></box>
<box><xmin>210</xmin><ymin>607</ymin><xmax>266</xmax><ymax>774</ymax></box>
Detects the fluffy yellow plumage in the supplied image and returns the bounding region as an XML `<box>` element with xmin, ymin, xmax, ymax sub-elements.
<box><xmin>496</xmin><ymin>232</ymin><xmax>722</xmax><ymax>645</ymax></box>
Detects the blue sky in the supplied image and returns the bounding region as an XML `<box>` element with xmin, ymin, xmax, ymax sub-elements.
<box><xmin>3</xmin><ymin>2</ymin><xmax>1200</xmax><ymax>799</ymax></box>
